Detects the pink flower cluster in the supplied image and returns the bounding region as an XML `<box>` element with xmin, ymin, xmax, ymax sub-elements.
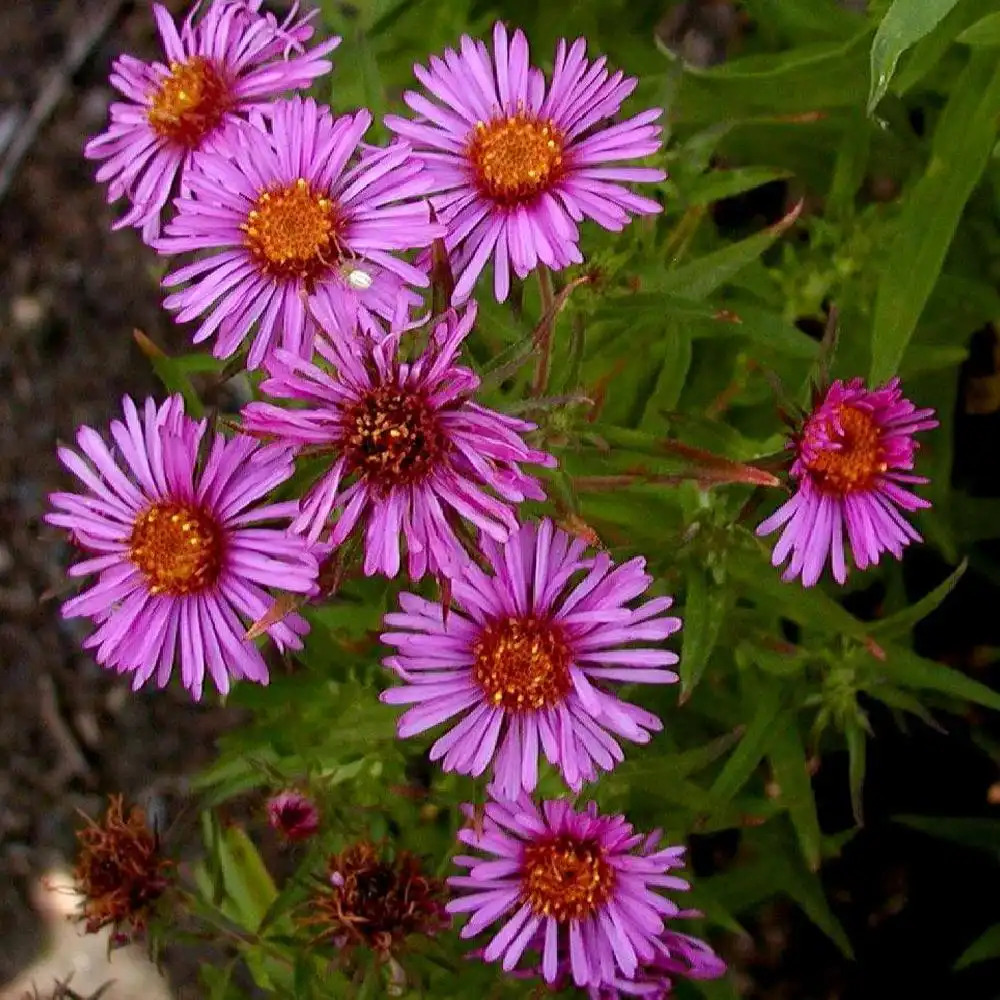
<box><xmin>48</xmin><ymin>0</ymin><xmax>943</xmax><ymax>993</ymax></box>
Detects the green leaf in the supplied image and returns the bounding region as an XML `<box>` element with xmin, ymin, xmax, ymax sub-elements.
<box><xmin>894</xmin><ymin>815</ymin><xmax>1000</xmax><ymax>853</ymax></box>
<box><xmin>685</xmin><ymin>166</ymin><xmax>793</xmax><ymax>207</ymax></box>
<box><xmin>868</xmin><ymin>0</ymin><xmax>962</xmax><ymax>113</ymax></box>
<box><xmin>844</xmin><ymin>719</ymin><xmax>867</xmax><ymax>827</ymax></box>
<box><xmin>870</xmin><ymin>559</ymin><xmax>967</xmax><ymax>640</ymax></box>
<box><xmin>768</xmin><ymin>723</ymin><xmax>822</xmax><ymax>870</ymax></box>
<box><xmin>196</xmin><ymin>824</ymin><xmax>278</xmax><ymax>933</ymax></box>
<box><xmin>709</xmin><ymin>682</ymin><xmax>785</xmax><ymax>810</ymax></box>
<box><xmin>958</xmin><ymin>12</ymin><xmax>1000</xmax><ymax>46</ymax></box>
<box><xmin>876</xmin><ymin>643</ymin><xmax>1000</xmax><ymax>712</ymax></box>
<box><xmin>869</xmin><ymin>51</ymin><xmax>1000</xmax><ymax>383</ymax></box>
<box><xmin>957</xmin><ymin>924</ymin><xmax>1000</xmax><ymax>969</ymax></box>
<box><xmin>650</xmin><ymin>203</ymin><xmax>801</xmax><ymax>301</ymax></box>
<box><xmin>680</xmin><ymin>564</ymin><xmax>727</xmax><ymax>697</ymax></box>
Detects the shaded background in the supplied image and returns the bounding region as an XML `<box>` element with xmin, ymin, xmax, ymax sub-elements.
<box><xmin>1</xmin><ymin>1</ymin><xmax>1000</xmax><ymax>997</ymax></box>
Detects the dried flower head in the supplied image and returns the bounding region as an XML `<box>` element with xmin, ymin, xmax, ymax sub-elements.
<box><xmin>73</xmin><ymin>796</ymin><xmax>172</xmax><ymax>937</ymax></box>
<box><xmin>306</xmin><ymin>841</ymin><xmax>448</xmax><ymax>958</ymax></box>
<box><xmin>267</xmin><ymin>790</ymin><xmax>321</xmax><ymax>843</ymax></box>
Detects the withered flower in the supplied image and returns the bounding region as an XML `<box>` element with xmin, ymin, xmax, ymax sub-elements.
<box><xmin>73</xmin><ymin>795</ymin><xmax>172</xmax><ymax>937</ymax></box>
<box><xmin>306</xmin><ymin>841</ymin><xmax>448</xmax><ymax>958</ymax></box>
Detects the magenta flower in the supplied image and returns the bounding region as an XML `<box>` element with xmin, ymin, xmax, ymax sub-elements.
<box><xmin>757</xmin><ymin>377</ymin><xmax>938</xmax><ymax>587</ymax></box>
<box><xmin>241</xmin><ymin>302</ymin><xmax>554</xmax><ymax>579</ymax></box>
<box><xmin>85</xmin><ymin>0</ymin><xmax>339</xmax><ymax>243</ymax></box>
<box><xmin>46</xmin><ymin>395</ymin><xmax>318</xmax><ymax>699</ymax></box>
<box><xmin>267</xmin><ymin>791</ymin><xmax>320</xmax><ymax>843</ymax></box>
<box><xmin>154</xmin><ymin>97</ymin><xmax>444</xmax><ymax>368</ymax></box>
<box><xmin>448</xmin><ymin>794</ymin><xmax>692</xmax><ymax>989</ymax></box>
<box><xmin>380</xmin><ymin>519</ymin><xmax>679</xmax><ymax>796</ymax></box>
<box><xmin>385</xmin><ymin>21</ymin><xmax>665</xmax><ymax>302</ymax></box>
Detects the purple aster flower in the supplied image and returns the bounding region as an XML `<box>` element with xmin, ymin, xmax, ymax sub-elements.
<box><xmin>46</xmin><ymin>395</ymin><xmax>319</xmax><ymax>699</ymax></box>
<box><xmin>385</xmin><ymin>21</ymin><xmax>665</xmax><ymax>302</ymax></box>
<box><xmin>757</xmin><ymin>377</ymin><xmax>938</xmax><ymax>587</ymax></box>
<box><xmin>241</xmin><ymin>302</ymin><xmax>554</xmax><ymax>579</ymax></box>
<box><xmin>85</xmin><ymin>0</ymin><xmax>339</xmax><ymax>243</ymax></box>
<box><xmin>448</xmin><ymin>793</ymin><xmax>692</xmax><ymax>989</ymax></box>
<box><xmin>380</xmin><ymin>518</ymin><xmax>679</xmax><ymax>796</ymax></box>
<box><xmin>154</xmin><ymin>97</ymin><xmax>444</xmax><ymax>368</ymax></box>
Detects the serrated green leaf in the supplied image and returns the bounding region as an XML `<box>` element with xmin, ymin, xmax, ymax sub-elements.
<box><xmin>876</xmin><ymin>644</ymin><xmax>1000</xmax><ymax>712</ymax></box>
<box><xmin>957</xmin><ymin>923</ymin><xmax>1000</xmax><ymax>969</ymax></box>
<box><xmin>768</xmin><ymin>723</ymin><xmax>822</xmax><ymax>870</ymax></box>
<box><xmin>869</xmin><ymin>51</ymin><xmax>1000</xmax><ymax>383</ymax></box>
<box><xmin>868</xmin><ymin>0</ymin><xmax>962</xmax><ymax>113</ymax></box>
<box><xmin>870</xmin><ymin>559</ymin><xmax>967</xmax><ymax>640</ymax></box>
<box><xmin>958</xmin><ymin>11</ymin><xmax>1000</xmax><ymax>46</ymax></box>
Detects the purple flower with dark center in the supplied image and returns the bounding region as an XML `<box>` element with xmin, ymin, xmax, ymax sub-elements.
<box><xmin>240</xmin><ymin>302</ymin><xmax>554</xmax><ymax>579</ymax></box>
<box><xmin>380</xmin><ymin>518</ymin><xmax>679</xmax><ymax>795</ymax></box>
<box><xmin>46</xmin><ymin>395</ymin><xmax>318</xmax><ymax>699</ymax></box>
<box><xmin>757</xmin><ymin>377</ymin><xmax>938</xmax><ymax>587</ymax></box>
<box><xmin>448</xmin><ymin>793</ymin><xmax>692</xmax><ymax>989</ymax></box>
<box><xmin>154</xmin><ymin>97</ymin><xmax>444</xmax><ymax>368</ymax></box>
<box><xmin>385</xmin><ymin>21</ymin><xmax>665</xmax><ymax>302</ymax></box>
<box><xmin>85</xmin><ymin>0</ymin><xmax>339</xmax><ymax>243</ymax></box>
<box><xmin>267</xmin><ymin>791</ymin><xmax>320</xmax><ymax>842</ymax></box>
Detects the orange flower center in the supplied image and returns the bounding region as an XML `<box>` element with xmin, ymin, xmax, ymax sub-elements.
<box><xmin>804</xmin><ymin>405</ymin><xmax>886</xmax><ymax>496</ymax></box>
<box><xmin>520</xmin><ymin>834</ymin><xmax>615</xmax><ymax>922</ymax></box>
<box><xmin>472</xmin><ymin>616</ymin><xmax>572</xmax><ymax>712</ymax></box>
<box><xmin>467</xmin><ymin>113</ymin><xmax>565</xmax><ymax>206</ymax></box>
<box><xmin>341</xmin><ymin>385</ymin><xmax>445</xmax><ymax>490</ymax></box>
<box><xmin>129</xmin><ymin>501</ymin><xmax>223</xmax><ymax>596</ymax></box>
<box><xmin>147</xmin><ymin>56</ymin><xmax>230</xmax><ymax>147</ymax></box>
<box><xmin>243</xmin><ymin>178</ymin><xmax>344</xmax><ymax>284</ymax></box>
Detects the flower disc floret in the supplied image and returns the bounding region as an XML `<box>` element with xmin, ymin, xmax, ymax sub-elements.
<box><xmin>468</xmin><ymin>113</ymin><xmax>565</xmax><ymax>205</ymax></box>
<box><xmin>147</xmin><ymin>55</ymin><xmax>230</xmax><ymax>146</ymax></box>
<box><xmin>520</xmin><ymin>834</ymin><xmax>614</xmax><ymax>922</ymax></box>
<box><xmin>381</xmin><ymin>518</ymin><xmax>680</xmax><ymax>796</ymax></box>
<box><xmin>129</xmin><ymin>501</ymin><xmax>223</xmax><ymax>596</ymax></box>
<box><xmin>757</xmin><ymin>377</ymin><xmax>938</xmax><ymax>587</ymax></box>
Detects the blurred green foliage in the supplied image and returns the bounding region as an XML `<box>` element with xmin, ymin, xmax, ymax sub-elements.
<box><xmin>155</xmin><ymin>0</ymin><xmax>1000</xmax><ymax>995</ymax></box>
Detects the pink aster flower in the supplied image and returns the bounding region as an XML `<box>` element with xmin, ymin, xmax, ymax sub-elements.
<box><xmin>154</xmin><ymin>97</ymin><xmax>443</xmax><ymax>368</ymax></box>
<box><xmin>46</xmin><ymin>395</ymin><xmax>319</xmax><ymax>699</ymax></box>
<box><xmin>757</xmin><ymin>377</ymin><xmax>938</xmax><ymax>587</ymax></box>
<box><xmin>448</xmin><ymin>794</ymin><xmax>692</xmax><ymax>989</ymax></box>
<box><xmin>267</xmin><ymin>790</ymin><xmax>320</xmax><ymax>843</ymax></box>
<box><xmin>85</xmin><ymin>0</ymin><xmax>340</xmax><ymax>243</ymax></box>
<box><xmin>241</xmin><ymin>302</ymin><xmax>554</xmax><ymax>579</ymax></box>
<box><xmin>385</xmin><ymin>21</ymin><xmax>665</xmax><ymax>302</ymax></box>
<box><xmin>380</xmin><ymin>518</ymin><xmax>679</xmax><ymax>796</ymax></box>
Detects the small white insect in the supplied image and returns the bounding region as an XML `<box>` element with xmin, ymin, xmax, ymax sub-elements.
<box><xmin>342</xmin><ymin>264</ymin><xmax>373</xmax><ymax>290</ymax></box>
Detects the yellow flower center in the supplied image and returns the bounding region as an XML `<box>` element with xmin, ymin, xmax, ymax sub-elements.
<box><xmin>341</xmin><ymin>385</ymin><xmax>445</xmax><ymax>491</ymax></box>
<box><xmin>520</xmin><ymin>835</ymin><xmax>615</xmax><ymax>922</ymax></box>
<box><xmin>467</xmin><ymin>113</ymin><xmax>565</xmax><ymax>206</ymax></box>
<box><xmin>243</xmin><ymin>178</ymin><xmax>344</xmax><ymax>284</ymax></box>
<box><xmin>472</xmin><ymin>616</ymin><xmax>572</xmax><ymax>712</ymax></box>
<box><xmin>129</xmin><ymin>501</ymin><xmax>223</xmax><ymax>596</ymax></box>
<box><xmin>804</xmin><ymin>405</ymin><xmax>887</xmax><ymax>496</ymax></box>
<box><xmin>147</xmin><ymin>57</ymin><xmax>230</xmax><ymax>147</ymax></box>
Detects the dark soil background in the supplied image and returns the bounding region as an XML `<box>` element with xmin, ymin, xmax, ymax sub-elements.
<box><xmin>0</xmin><ymin>0</ymin><xmax>238</xmax><ymax>990</ymax></box>
<box><xmin>2</xmin><ymin>1</ymin><xmax>1000</xmax><ymax>998</ymax></box>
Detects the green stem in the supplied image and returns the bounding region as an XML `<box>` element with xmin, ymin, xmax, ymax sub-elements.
<box><xmin>531</xmin><ymin>265</ymin><xmax>556</xmax><ymax>397</ymax></box>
